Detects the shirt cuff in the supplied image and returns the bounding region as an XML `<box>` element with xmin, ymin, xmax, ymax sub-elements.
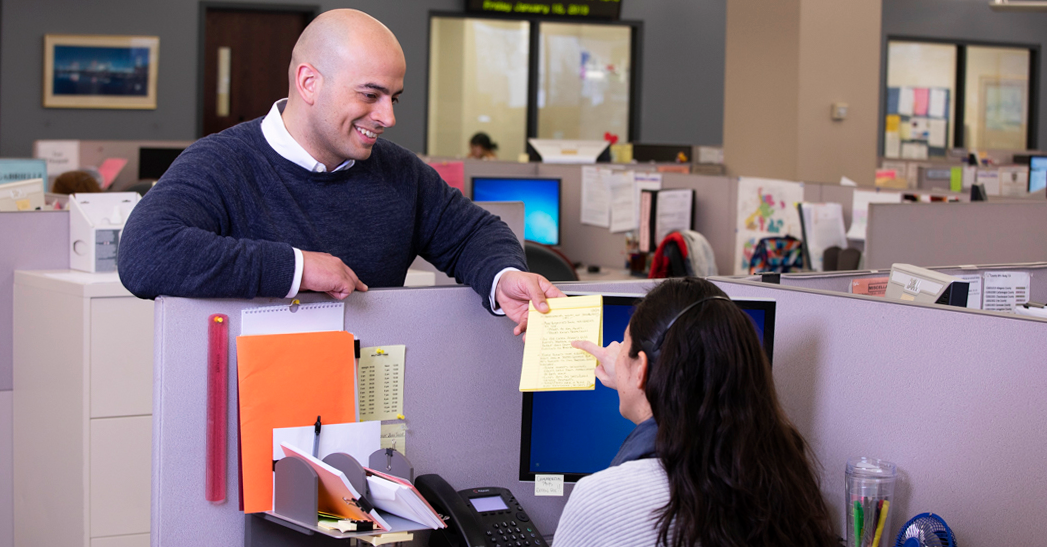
<box><xmin>489</xmin><ymin>267</ymin><xmax>520</xmax><ymax>315</ymax></box>
<box><xmin>286</xmin><ymin>247</ymin><xmax>304</xmax><ymax>298</ymax></box>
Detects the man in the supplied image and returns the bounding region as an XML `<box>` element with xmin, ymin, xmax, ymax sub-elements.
<box><xmin>119</xmin><ymin>9</ymin><xmax>562</xmax><ymax>334</ymax></box>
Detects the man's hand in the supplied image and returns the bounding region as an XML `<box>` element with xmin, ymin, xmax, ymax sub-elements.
<box><xmin>571</xmin><ymin>340</ymin><xmax>621</xmax><ymax>389</ymax></box>
<box><xmin>301</xmin><ymin>250</ymin><xmax>368</xmax><ymax>299</ymax></box>
<box><xmin>495</xmin><ymin>271</ymin><xmax>566</xmax><ymax>336</ymax></box>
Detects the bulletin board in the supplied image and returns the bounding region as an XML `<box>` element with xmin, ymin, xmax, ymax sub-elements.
<box><xmin>883</xmin><ymin>87</ymin><xmax>950</xmax><ymax>160</ymax></box>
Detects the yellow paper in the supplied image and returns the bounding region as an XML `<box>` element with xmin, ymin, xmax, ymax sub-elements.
<box><xmin>15</xmin><ymin>199</ymin><xmax>30</xmax><ymax>211</ymax></box>
<box><xmin>520</xmin><ymin>295</ymin><xmax>603</xmax><ymax>392</ymax></box>
<box><xmin>885</xmin><ymin>114</ymin><xmax>900</xmax><ymax>133</ymax></box>
<box><xmin>358</xmin><ymin>345</ymin><xmax>405</xmax><ymax>422</ymax></box>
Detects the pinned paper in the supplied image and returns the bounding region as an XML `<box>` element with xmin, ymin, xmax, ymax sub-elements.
<box><xmin>929</xmin><ymin>88</ymin><xmax>947</xmax><ymax>118</ymax></box>
<box><xmin>97</xmin><ymin>158</ymin><xmax>128</xmax><ymax>189</ymax></box>
<box><xmin>358</xmin><ymin>345</ymin><xmax>406</xmax><ymax>422</ymax></box>
<box><xmin>983</xmin><ymin>271</ymin><xmax>1030</xmax><ymax>312</ymax></box>
<box><xmin>912</xmin><ymin>88</ymin><xmax>929</xmax><ymax>116</ymax></box>
<box><xmin>519</xmin><ymin>295</ymin><xmax>603</xmax><ymax>391</ymax></box>
<box><xmin>427</xmin><ymin>161</ymin><xmax>465</xmax><ymax>194</ymax></box>
<box><xmin>898</xmin><ymin>87</ymin><xmax>915</xmax><ymax>116</ymax></box>
<box><xmin>885</xmin><ymin>114</ymin><xmax>900</xmax><ymax>133</ymax></box>
<box><xmin>535</xmin><ymin>474</ymin><xmax>564</xmax><ymax>496</ymax></box>
<box><xmin>928</xmin><ymin>119</ymin><xmax>947</xmax><ymax>148</ymax></box>
<box><xmin>381</xmin><ymin>423</ymin><xmax>407</xmax><ymax>454</ymax></box>
<box><xmin>851</xmin><ymin>277</ymin><xmax>888</xmax><ymax>297</ymax></box>
<box><xmin>957</xmin><ymin>274</ymin><xmax>983</xmax><ymax>310</ymax></box>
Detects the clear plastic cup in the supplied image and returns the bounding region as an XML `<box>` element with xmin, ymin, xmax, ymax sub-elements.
<box><xmin>845</xmin><ymin>457</ymin><xmax>897</xmax><ymax>547</ymax></box>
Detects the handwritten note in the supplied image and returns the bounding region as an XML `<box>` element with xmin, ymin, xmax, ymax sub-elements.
<box><xmin>381</xmin><ymin>423</ymin><xmax>407</xmax><ymax>455</ymax></box>
<box><xmin>519</xmin><ymin>295</ymin><xmax>602</xmax><ymax>392</ymax></box>
<box><xmin>358</xmin><ymin>345</ymin><xmax>406</xmax><ymax>422</ymax></box>
<box><xmin>534</xmin><ymin>474</ymin><xmax>564</xmax><ymax>496</ymax></box>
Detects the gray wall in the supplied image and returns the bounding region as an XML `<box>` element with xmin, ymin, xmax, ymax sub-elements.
<box><xmin>0</xmin><ymin>0</ymin><xmax>727</xmax><ymax>157</ymax></box>
<box><xmin>882</xmin><ymin>0</ymin><xmax>1047</xmax><ymax>150</ymax></box>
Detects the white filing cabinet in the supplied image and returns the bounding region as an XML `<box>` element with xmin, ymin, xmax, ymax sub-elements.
<box><xmin>13</xmin><ymin>270</ymin><xmax>153</xmax><ymax>547</ymax></box>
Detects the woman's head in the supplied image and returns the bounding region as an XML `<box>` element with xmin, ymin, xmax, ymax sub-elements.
<box><xmin>51</xmin><ymin>170</ymin><xmax>102</xmax><ymax>195</ymax></box>
<box><xmin>468</xmin><ymin>132</ymin><xmax>498</xmax><ymax>158</ymax></box>
<box><xmin>626</xmin><ymin>277</ymin><xmax>835</xmax><ymax>547</ymax></box>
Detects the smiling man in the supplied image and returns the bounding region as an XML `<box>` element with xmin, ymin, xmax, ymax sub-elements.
<box><xmin>119</xmin><ymin>9</ymin><xmax>562</xmax><ymax>331</ymax></box>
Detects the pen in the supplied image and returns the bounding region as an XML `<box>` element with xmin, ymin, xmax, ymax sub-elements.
<box><xmin>853</xmin><ymin>500</ymin><xmax>862</xmax><ymax>547</ymax></box>
<box><xmin>313</xmin><ymin>415</ymin><xmax>321</xmax><ymax>458</ymax></box>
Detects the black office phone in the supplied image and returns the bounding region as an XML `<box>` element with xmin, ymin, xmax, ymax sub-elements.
<box><xmin>415</xmin><ymin>474</ymin><xmax>546</xmax><ymax>547</ymax></box>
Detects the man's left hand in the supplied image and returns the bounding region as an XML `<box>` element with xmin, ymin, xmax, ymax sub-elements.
<box><xmin>495</xmin><ymin>271</ymin><xmax>566</xmax><ymax>336</ymax></box>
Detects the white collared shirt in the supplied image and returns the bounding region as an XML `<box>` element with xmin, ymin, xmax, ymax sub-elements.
<box><xmin>260</xmin><ymin>99</ymin><xmax>511</xmax><ymax>312</ymax></box>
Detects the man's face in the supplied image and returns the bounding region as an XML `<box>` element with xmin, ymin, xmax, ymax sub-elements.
<box><xmin>311</xmin><ymin>47</ymin><xmax>405</xmax><ymax>164</ymax></box>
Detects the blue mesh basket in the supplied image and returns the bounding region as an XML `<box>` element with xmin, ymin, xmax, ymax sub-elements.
<box><xmin>894</xmin><ymin>513</ymin><xmax>956</xmax><ymax>547</ymax></box>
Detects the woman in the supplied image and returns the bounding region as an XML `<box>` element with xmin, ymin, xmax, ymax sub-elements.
<box><xmin>468</xmin><ymin>132</ymin><xmax>498</xmax><ymax>160</ymax></box>
<box><xmin>556</xmin><ymin>278</ymin><xmax>837</xmax><ymax>547</ymax></box>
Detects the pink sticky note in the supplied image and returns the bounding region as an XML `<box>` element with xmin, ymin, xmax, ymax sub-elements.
<box><xmin>427</xmin><ymin>161</ymin><xmax>465</xmax><ymax>194</ymax></box>
<box><xmin>98</xmin><ymin>158</ymin><xmax>129</xmax><ymax>189</ymax></box>
<box><xmin>912</xmin><ymin>88</ymin><xmax>929</xmax><ymax>117</ymax></box>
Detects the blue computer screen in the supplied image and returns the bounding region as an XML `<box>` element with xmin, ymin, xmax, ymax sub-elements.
<box><xmin>521</xmin><ymin>297</ymin><xmax>773</xmax><ymax>481</ymax></box>
<box><xmin>1030</xmin><ymin>156</ymin><xmax>1047</xmax><ymax>193</ymax></box>
<box><xmin>471</xmin><ymin>177</ymin><xmax>561</xmax><ymax>246</ymax></box>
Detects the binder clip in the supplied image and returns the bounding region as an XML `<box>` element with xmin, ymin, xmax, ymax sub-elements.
<box><xmin>369</xmin><ymin>447</ymin><xmax>414</xmax><ymax>482</ymax></box>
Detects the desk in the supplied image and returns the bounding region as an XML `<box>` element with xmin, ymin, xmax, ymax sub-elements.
<box><xmin>13</xmin><ymin>270</ymin><xmax>153</xmax><ymax>547</ymax></box>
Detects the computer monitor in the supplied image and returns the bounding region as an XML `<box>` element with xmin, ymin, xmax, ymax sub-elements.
<box><xmin>138</xmin><ymin>147</ymin><xmax>185</xmax><ymax>180</ymax></box>
<box><xmin>519</xmin><ymin>294</ymin><xmax>776</xmax><ymax>482</ymax></box>
<box><xmin>471</xmin><ymin>177</ymin><xmax>561</xmax><ymax>246</ymax></box>
<box><xmin>1029</xmin><ymin>156</ymin><xmax>1046</xmax><ymax>193</ymax></box>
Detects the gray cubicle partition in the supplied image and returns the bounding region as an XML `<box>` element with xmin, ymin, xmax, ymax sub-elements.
<box><xmin>154</xmin><ymin>280</ymin><xmax>1047</xmax><ymax>547</ymax></box>
<box><xmin>866</xmin><ymin>202</ymin><xmax>1047</xmax><ymax>269</ymax></box>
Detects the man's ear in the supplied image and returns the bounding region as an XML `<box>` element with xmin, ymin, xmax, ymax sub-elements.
<box><xmin>294</xmin><ymin>63</ymin><xmax>322</xmax><ymax>106</ymax></box>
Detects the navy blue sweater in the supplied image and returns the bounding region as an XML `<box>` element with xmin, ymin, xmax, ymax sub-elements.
<box><xmin>118</xmin><ymin>119</ymin><xmax>526</xmax><ymax>309</ymax></box>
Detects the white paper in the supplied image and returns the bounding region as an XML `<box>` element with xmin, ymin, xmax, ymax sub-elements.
<box><xmin>654</xmin><ymin>189</ymin><xmax>694</xmax><ymax>245</ymax></box>
<box><xmin>840</xmin><ymin>176</ymin><xmax>858</xmax><ymax>187</ymax></box>
<box><xmin>846</xmin><ymin>189</ymin><xmax>903</xmax><ymax>241</ymax></box>
<box><xmin>34</xmin><ymin>140</ymin><xmax>80</xmax><ymax>178</ymax></box>
<box><xmin>534</xmin><ymin>474</ymin><xmax>564</xmax><ymax>496</ymax></box>
<box><xmin>928</xmin><ymin>119</ymin><xmax>947</xmax><ymax>148</ymax></box>
<box><xmin>898</xmin><ymin>87</ymin><xmax>915</xmax><ymax>116</ymax></box>
<box><xmin>608</xmin><ymin>170</ymin><xmax>637</xmax><ymax>233</ymax></box>
<box><xmin>929</xmin><ymin>89</ymin><xmax>947</xmax><ymax>119</ymax></box>
<box><xmin>633</xmin><ymin>172</ymin><xmax>662</xmax><ymax>233</ymax></box>
<box><xmin>240</xmin><ymin>301</ymin><xmax>344</xmax><ymax>335</ymax></box>
<box><xmin>273</xmin><ymin>421</ymin><xmax>381</xmax><ymax>465</ymax></box>
<box><xmin>366</xmin><ymin>474</ymin><xmax>442</xmax><ymax>529</ymax></box>
<box><xmin>735</xmin><ymin>177</ymin><xmax>805</xmax><ymax>274</ymax></box>
<box><xmin>901</xmin><ymin>143</ymin><xmax>928</xmax><ymax>160</ymax></box>
<box><xmin>957</xmin><ymin>274</ymin><xmax>983</xmax><ymax>310</ymax></box>
<box><xmin>799</xmin><ymin>203</ymin><xmax>847</xmax><ymax>271</ymax></box>
<box><xmin>884</xmin><ymin>132</ymin><xmax>901</xmax><ymax>159</ymax></box>
<box><xmin>580</xmin><ymin>166</ymin><xmax>609</xmax><ymax>227</ymax></box>
<box><xmin>697</xmin><ymin>146</ymin><xmax>724</xmax><ymax>164</ymax></box>
<box><xmin>998</xmin><ymin>167</ymin><xmax>1029</xmax><ymax>197</ymax></box>
<box><xmin>910</xmin><ymin>118</ymin><xmax>930</xmax><ymax>141</ymax></box>
<box><xmin>983</xmin><ymin>272</ymin><xmax>1031</xmax><ymax>312</ymax></box>
<box><xmin>962</xmin><ymin>166</ymin><xmax>977</xmax><ymax>189</ymax></box>
<box><xmin>976</xmin><ymin>170</ymin><xmax>1000</xmax><ymax>196</ymax></box>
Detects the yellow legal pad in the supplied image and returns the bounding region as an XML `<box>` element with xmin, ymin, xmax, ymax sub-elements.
<box><xmin>519</xmin><ymin>295</ymin><xmax>603</xmax><ymax>392</ymax></box>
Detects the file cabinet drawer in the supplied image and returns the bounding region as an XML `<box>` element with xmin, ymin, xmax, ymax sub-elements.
<box><xmin>91</xmin><ymin>297</ymin><xmax>154</xmax><ymax>418</ymax></box>
<box><xmin>90</xmin><ymin>416</ymin><xmax>151</xmax><ymax>538</ymax></box>
<box><xmin>91</xmin><ymin>533</ymin><xmax>150</xmax><ymax>547</ymax></box>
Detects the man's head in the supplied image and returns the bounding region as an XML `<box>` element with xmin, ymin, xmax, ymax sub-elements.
<box><xmin>283</xmin><ymin>9</ymin><xmax>405</xmax><ymax>169</ymax></box>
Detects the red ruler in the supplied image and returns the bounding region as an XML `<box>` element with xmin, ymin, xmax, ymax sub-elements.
<box><xmin>205</xmin><ymin>314</ymin><xmax>229</xmax><ymax>502</ymax></box>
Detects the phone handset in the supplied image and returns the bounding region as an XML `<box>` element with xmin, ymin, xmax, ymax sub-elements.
<box><xmin>415</xmin><ymin>474</ymin><xmax>545</xmax><ymax>547</ymax></box>
<box><xmin>416</xmin><ymin>474</ymin><xmax>488</xmax><ymax>547</ymax></box>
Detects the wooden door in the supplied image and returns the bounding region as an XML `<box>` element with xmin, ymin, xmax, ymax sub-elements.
<box><xmin>200</xmin><ymin>6</ymin><xmax>314</xmax><ymax>137</ymax></box>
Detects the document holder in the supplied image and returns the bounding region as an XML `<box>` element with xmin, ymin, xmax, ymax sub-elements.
<box><xmin>245</xmin><ymin>449</ymin><xmax>423</xmax><ymax>547</ymax></box>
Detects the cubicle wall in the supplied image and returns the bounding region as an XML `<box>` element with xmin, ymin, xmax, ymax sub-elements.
<box><xmin>0</xmin><ymin>211</ymin><xmax>68</xmax><ymax>547</ymax></box>
<box><xmin>154</xmin><ymin>280</ymin><xmax>1047</xmax><ymax>547</ymax></box>
<box><xmin>866</xmin><ymin>202</ymin><xmax>1047</xmax><ymax>269</ymax></box>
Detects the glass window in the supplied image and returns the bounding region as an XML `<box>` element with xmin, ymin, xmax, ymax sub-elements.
<box><xmin>537</xmin><ymin>23</ymin><xmax>631</xmax><ymax>141</ymax></box>
<box><xmin>965</xmin><ymin>46</ymin><xmax>1030</xmax><ymax>150</ymax></box>
<box><xmin>427</xmin><ymin>17</ymin><xmax>530</xmax><ymax>159</ymax></box>
<box><xmin>884</xmin><ymin>41</ymin><xmax>956</xmax><ymax>158</ymax></box>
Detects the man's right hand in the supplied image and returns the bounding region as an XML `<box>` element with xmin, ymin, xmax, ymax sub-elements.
<box><xmin>301</xmin><ymin>250</ymin><xmax>368</xmax><ymax>299</ymax></box>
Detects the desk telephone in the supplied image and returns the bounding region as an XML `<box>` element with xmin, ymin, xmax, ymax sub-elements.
<box><xmin>416</xmin><ymin>474</ymin><xmax>546</xmax><ymax>547</ymax></box>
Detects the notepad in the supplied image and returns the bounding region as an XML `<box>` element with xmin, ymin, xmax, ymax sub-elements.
<box><xmin>519</xmin><ymin>295</ymin><xmax>602</xmax><ymax>392</ymax></box>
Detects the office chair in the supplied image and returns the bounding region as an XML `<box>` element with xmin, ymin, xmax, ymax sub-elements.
<box><xmin>524</xmin><ymin>241</ymin><xmax>579</xmax><ymax>282</ymax></box>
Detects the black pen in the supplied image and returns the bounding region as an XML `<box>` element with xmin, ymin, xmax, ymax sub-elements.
<box><xmin>313</xmin><ymin>416</ymin><xmax>321</xmax><ymax>458</ymax></box>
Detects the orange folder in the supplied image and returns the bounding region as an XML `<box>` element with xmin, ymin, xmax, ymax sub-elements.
<box><xmin>236</xmin><ymin>330</ymin><xmax>357</xmax><ymax>513</ymax></box>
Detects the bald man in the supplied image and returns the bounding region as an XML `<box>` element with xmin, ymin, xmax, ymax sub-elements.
<box><xmin>120</xmin><ymin>9</ymin><xmax>562</xmax><ymax>333</ymax></box>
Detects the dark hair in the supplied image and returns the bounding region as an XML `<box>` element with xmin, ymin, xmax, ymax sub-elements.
<box><xmin>629</xmin><ymin>277</ymin><xmax>837</xmax><ymax>547</ymax></box>
<box><xmin>469</xmin><ymin>132</ymin><xmax>498</xmax><ymax>151</ymax></box>
<box><xmin>51</xmin><ymin>170</ymin><xmax>101</xmax><ymax>195</ymax></box>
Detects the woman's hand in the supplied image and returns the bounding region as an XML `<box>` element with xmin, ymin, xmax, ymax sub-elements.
<box><xmin>572</xmin><ymin>340</ymin><xmax>621</xmax><ymax>389</ymax></box>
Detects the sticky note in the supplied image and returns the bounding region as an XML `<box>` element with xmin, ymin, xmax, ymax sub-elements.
<box><xmin>535</xmin><ymin>474</ymin><xmax>564</xmax><ymax>497</ymax></box>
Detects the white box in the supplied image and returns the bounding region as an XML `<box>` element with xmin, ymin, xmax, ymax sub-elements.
<box><xmin>69</xmin><ymin>192</ymin><xmax>140</xmax><ymax>272</ymax></box>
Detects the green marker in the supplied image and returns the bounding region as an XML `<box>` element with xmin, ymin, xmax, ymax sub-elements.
<box><xmin>854</xmin><ymin>500</ymin><xmax>863</xmax><ymax>547</ymax></box>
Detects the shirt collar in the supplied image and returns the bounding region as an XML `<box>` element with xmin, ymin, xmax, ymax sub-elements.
<box><xmin>260</xmin><ymin>98</ymin><xmax>354</xmax><ymax>173</ymax></box>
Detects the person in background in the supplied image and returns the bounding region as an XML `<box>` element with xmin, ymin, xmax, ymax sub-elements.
<box><xmin>468</xmin><ymin>132</ymin><xmax>498</xmax><ymax>160</ymax></box>
<box><xmin>560</xmin><ymin>277</ymin><xmax>837</xmax><ymax>547</ymax></box>
<box><xmin>51</xmin><ymin>170</ymin><xmax>101</xmax><ymax>194</ymax></box>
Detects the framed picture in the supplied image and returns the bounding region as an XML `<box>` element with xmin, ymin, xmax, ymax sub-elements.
<box><xmin>43</xmin><ymin>34</ymin><xmax>159</xmax><ymax>109</ymax></box>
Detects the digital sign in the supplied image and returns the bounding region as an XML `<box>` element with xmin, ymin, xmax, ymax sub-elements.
<box><xmin>467</xmin><ymin>0</ymin><xmax>622</xmax><ymax>20</ymax></box>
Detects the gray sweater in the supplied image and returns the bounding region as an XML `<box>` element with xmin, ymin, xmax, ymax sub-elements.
<box><xmin>118</xmin><ymin>118</ymin><xmax>525</xmax><ymax>307</ymax></box>
<box><xmin>553</xmin><ymin>459</ymin><xmax>671</xmax><ymax>547</ymax></box>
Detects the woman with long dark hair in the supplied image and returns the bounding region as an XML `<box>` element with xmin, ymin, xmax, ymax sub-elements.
<box><xmin>555</xmin><ymin>277</ymin><xmax>838</xmax><ymax>547</ymax></box>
